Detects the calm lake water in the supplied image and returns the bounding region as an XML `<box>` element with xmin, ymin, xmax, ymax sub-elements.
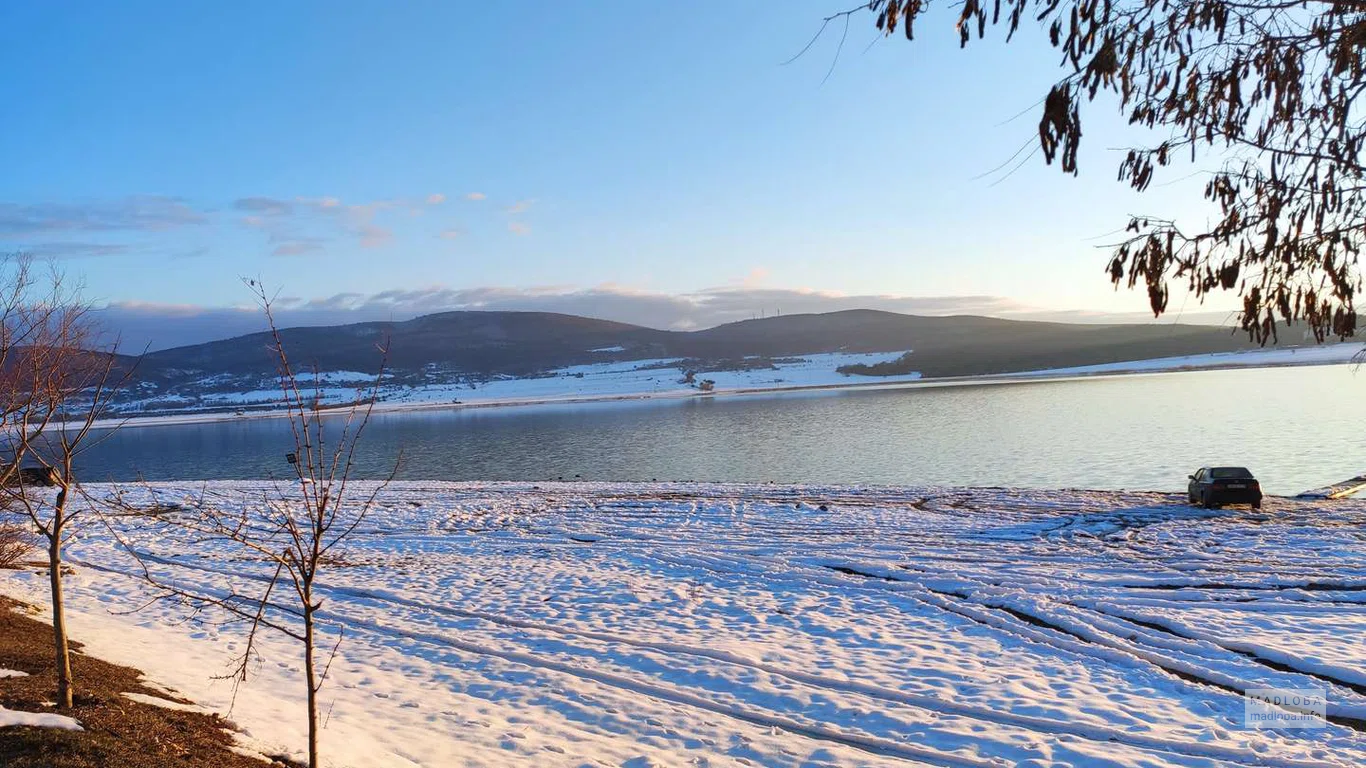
<box><xmin>74</xmin><ymin>365</ymin><xmax>1364</xmax><ymax>495</ymax></box>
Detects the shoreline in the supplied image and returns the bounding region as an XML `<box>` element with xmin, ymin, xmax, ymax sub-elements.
<box><xmin>93</xmin><ymin>353</ymin><xmax>1361</xmax><ymax>431</ymax></box>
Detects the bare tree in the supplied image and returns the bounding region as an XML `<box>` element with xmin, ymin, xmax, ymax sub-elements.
<box><xmin>0</xmin><ymin>252</ymin><xmax>128</xmax><ymax>709</ymax></box>
<box><xmin>108</xmin><ymin>280</ymin><xmax>394</xmax><ymax>768</ymax></box>
<box><xmin>0</xmin><ymin>255</ymin><xmax>78</xmax><ymax>459</ymax></box>
<box><xmin>814</xmin><ymin>0</ymin><xmax>1366</xmax><ymax>342</ymax></box>
<box><xmin>0</xmin><ymin>521</ymin><xmax>36</xmax><ymax>568</ymax></box>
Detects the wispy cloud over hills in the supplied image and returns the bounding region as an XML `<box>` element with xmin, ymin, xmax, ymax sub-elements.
<box><xmin>233</xmin><ymin>197</ymin><xmax>295</xmax><ymax>216</ymax></box>
<box><xmin>274</xmin><ymin>285</ymin><xmax>1032</xmax><ymax>328</ymax></box>
<box><xmin>0</xmin><ymin>196</ymin><xmax>208</xmax><ymax>260</ymax></box>
<box><xmin>21</xmin><ymin>242</ymin><xmax>131</xmax><ymax>258</ymax></box>
<box><xmin>0</xmin><ymin>190</ymin><xmax>526</xmax><ymax>260</ymax></box>
<box><xmin>0</xmin><ymin>196</ymin><xmax>205</xmax><ymax>237</ymax></box>
<box><xmin>232</xmin><ymin>195</ymin><xmax>399</xmax><ymax>254</ymax></box>
<box><xmin>93</xmin><ymin>284</ymin><xmax>1225</xmax><ymax>352</ymax></box>
<box><xmin>270</xmin><ymin>238</ymin><xmax>327</xmax><ymax>257</ymax></box>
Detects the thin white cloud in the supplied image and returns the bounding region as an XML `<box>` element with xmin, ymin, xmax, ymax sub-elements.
<box><xmin>3</xmin><ymin>191</ymin><xmax>486</xmax><ymax>260</ymax></box>
<box><xmin>22</xmin><ymin>242</ymin><xmax>130</xmax><ymax>258</ymax></box>
<box><xmin>232</xmin><ymin>195</ymin><xmax>409</xmax><ymax>254</ymax></box>
<box><xmin>438</xmin><ymin>229</ymin><xmax>463</xmax><ymax>240</ymax></box>
<box><xmin>0</xmin><ymin>196</ymin><xmax>206</xmax><ymax>236</ymax></box>
<box><xmin>233</xmin><ymin>197</ymin><xmax>293</xmax><ymax>216</ymax></box>
<box><xmin>358</xmin><ymin>224</ymin><xmax>392</xmax><ymax>248</ymax></box>
<box><xmin>507</xmin><ymin>221</ymin><xmax>530</xmax><ymax>236</ymax></box>
<box><xmin>272</xmin><ymin>239</ymin><xmax>326</xmax><ymax>257</ymax></box>
<box><xmin>4</xmin><ymin>191</ymin><xmax>484</xmax><ymax>263</ymax></box>
<box><xmin>297</xmin><ymin>196</ymin><xmax>342</xmax><ymax>210</ymax></box>
<box><xmin>739</xmin><ymin>267</ymin><xmax>769</xmax><ymax>288</ymax></box>
<box><xmin>505</xmin><ymin>199</ymin><xmax>534</xmax><ymax>214</ymax></box>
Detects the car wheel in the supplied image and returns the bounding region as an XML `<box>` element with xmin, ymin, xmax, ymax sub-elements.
<box><xmin>1252</xmin><ymin>499</ymin><xmax>1262</xmax><ymax>510</ymax></box>
<box><xmin>1202</xmin><ymin>492</ymin><xmax>1216</xmax><ymax>510</ymax></box>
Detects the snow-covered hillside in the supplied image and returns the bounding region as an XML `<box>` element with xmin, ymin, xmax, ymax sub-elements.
<box><xmin>116</xmin><ymin>351</ymin><xmax>922</xmax><ymax>414</ymax></box>
<box><xmin>5</xmin><ymin>483</ymin><xmax>1366</xmax><ymax>766</ymax></box>
<box><xmin>387</xmin><ymin>351</ymin><xmax>922</xmax><ymax>406</ymax></box>
<box><xmin>1007</xmin><ymin>342</ymin><xmax>1365</xmax><ymax>378</ymax></box>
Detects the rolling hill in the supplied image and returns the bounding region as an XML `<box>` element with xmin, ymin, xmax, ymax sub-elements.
<box><xmin>110</xmin><ymin>309</ymin><xmax>1310</xmax><ymax>414</ymax></box>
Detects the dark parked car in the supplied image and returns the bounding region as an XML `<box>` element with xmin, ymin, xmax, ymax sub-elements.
<box><xmin>1188</xmin><ymin>467</ymin><xmax>1262</xmax><ymax>509</ymax></box>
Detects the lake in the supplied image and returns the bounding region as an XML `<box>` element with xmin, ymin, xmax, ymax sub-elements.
<box><xmin>73</xmin><ymin>365</ymin><xmax>1364</xmax><ymax>495</ymax></box>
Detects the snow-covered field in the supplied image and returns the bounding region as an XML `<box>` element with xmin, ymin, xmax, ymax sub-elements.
<box><xmin>1006</xmin><ymin>342</ymin><xmax>1365</xmax><ymax>378</ymax></box>
<box><xmin>5</xmin><ymin>483</ymin><xmax>1366</xmax><ymax>766</ymax></box>
<box><xmin>390</xmin><ymin>351</ymin><xmax>922</xmax><ymax>406</ymax></box>
<box><xmin>123</xmin><ymin>351</ymin><xmax>921</xmax><ymax>416</ymax></box>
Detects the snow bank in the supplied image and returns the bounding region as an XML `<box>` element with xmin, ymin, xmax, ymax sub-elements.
<box><xmin>0</xmin><ymin>668</ymin><xmax>80</xmax><ymax>730</ymax></box>
<box><xmin>121</xmin><ymin>692</ymin><xmax>212</xmax><ymax>714</ymax></box>
<box><xmin>0</xmin><ymin>705</ymin><xmax>82</xmax><ymax>731</ymax></box>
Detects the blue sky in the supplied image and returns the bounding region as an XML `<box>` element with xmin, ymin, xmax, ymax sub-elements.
<box><xmin>0</xmin><ymin>1</ymin><xmax>1227</xmax><ymax>347</ymax></box>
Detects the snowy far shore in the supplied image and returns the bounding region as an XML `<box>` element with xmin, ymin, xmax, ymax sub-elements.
<box><xmin>99</xmin><ymin>342</ymin><xmax>1366</xmax><ymax>431</ymax></box>
<box><xmin>3</xmin><ymin>482</ymin><xmax>1365</xmax><ymax>766</ymax></box>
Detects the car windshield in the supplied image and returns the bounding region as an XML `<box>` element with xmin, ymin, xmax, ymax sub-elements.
<box><xmin>1210</xmin><ymin>467</ymin><xmax>1254</xmax><ymax>479</ymax></box>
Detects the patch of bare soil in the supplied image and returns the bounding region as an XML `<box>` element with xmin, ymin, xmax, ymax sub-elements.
<box><xmin>0</xmin><ymin>594</ymin><xmax>286</xmax><ymax>767</ymax></box>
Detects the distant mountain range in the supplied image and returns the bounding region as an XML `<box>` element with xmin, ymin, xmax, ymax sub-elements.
<box><xmin>112</xmin><ymin>309</ymin><xmax>1293</xmax><ymax>414</ymax></box>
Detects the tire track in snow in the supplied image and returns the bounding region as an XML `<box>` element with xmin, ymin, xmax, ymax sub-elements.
<box><xmin>86</xmin><ymin>549</ymin><xmax>1346</xmax><ymax>767</ymax></box>
<box><xmin>819</xmin><ymin>562</ymin><xmax>1366</xmax><ymax>727</ymax></box>
<box><xmin>637</xmin><ymin>547</ymin><xmax>1366</xmax><ymax>756</ymax></box>
<box><xmin>321</xmin><ymin>585</ymin><xmax>1306</xmax><ymax>765</ymax></box>
<box><xmin>71</xmin><ymin>553</ymin><xmax>1001</xmax><ymax>768</ymax></box>
<box><xmin>1084</xmin><ymin>604</ymin><xmax>1366</xmax><ymax>698</ymax></box>
<box><xmin>329</xmin><ymin>612</ymin><xmax>1003</xmax><ymax>768</ymax></box>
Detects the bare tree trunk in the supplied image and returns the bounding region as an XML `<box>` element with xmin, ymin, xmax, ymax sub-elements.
<box><xmin>303</xmin><ymin>592</ymin><xmax>319</xmax><ymax>768</ymax></box>
<box><xmin>48</xmin><ymin>493</ymin><xmax>73</xmax><ymax>709</ymax></box>
<box><xmin>105</xmin><ymin>280</ymin><xmax>393</xmax><ymax>768</ymax></box>
<box><xmin>0</xmin><ymin>254</ymin><xmax>125</xmax><ymax>713</ymax></box>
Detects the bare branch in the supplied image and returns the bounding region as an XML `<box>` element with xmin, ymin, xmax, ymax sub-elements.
<box><xmin>105</xmin><ymin>278</ymin><xmax>400</xmax><ymax>768</ymax></box>
<box><xmin>850</xmin><ymin>0</ymin><xmax>1366</xmax><ymax>342</ymax></box>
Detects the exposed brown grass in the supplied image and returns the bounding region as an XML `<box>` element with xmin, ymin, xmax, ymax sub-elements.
<box><xmin>0</xmin><ymin>595</ymin><xmax>289</xmax><ymax>767</ymax></box>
